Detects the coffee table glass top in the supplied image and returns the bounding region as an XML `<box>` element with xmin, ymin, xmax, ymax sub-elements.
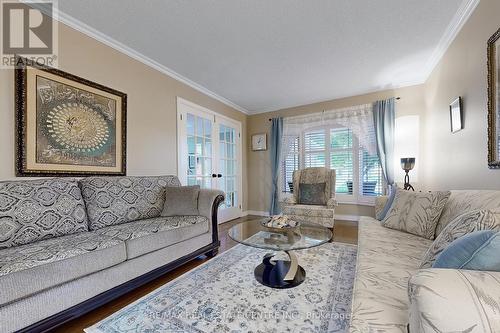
<box><xmin>227</xmin><ymin>218</ymin><xmax>332</xmax><ymax>252</ymax></box>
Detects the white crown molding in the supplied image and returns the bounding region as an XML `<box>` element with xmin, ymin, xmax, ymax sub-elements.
<box><xmin>422</xmin><ymin>0</ymin><xmax>480</xmax><ymax>79</ymax></box>
<box><xmin>250</xmin><ymin>79</ymin><xmax>426</xmax><ymax>114</ymax></box>
<box><xmin>26</xmin><ymin>3</ymin><xmax>249</xmax><ymax>115</ymax></box>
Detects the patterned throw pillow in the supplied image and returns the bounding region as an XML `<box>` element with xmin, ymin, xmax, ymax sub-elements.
<box><xmin>79</xmin><ymin>176</ymin><xmax>181</xmax><ymax>230</ymax></box>
<box><xmin>382</xmin><ymin>189</ymin><xmax>450</xmax><ymax>240</ymax></box>
<box><xmin>299</xmin><ymin>183</ymin><xmax>326</xmax><ymax>205</ymax></box>
<box><xmin>0</xmin><ymin>179</ymin><xmax>89</xmax><ymax>248</ymax></box>
<box><xmin>420</xmin><ymin>210</ymin><xmax>500</xmax><ymax>268</ymax></box>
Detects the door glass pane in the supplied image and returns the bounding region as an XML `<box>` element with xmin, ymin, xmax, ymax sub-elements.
<box><xmin>219</xmin><ymin>123</ymin><xmax>238</xmax><ymax>209</ymax></box>
<box><xmin>196</xmin><ymin>117</ymin><xmax>204</xmax><ymax>137</ymax></box>
<box><xmin>204</xmin><ymin>119</ymin><xmax>212</xmax><ymax>138</ymax></box>
<box><xmin>185</xmin><ymin>112</ymin><xmax>213</xmax><ymax>189</ymax></box>
<box><xmin>187</xmin><ymin>114</ymin><xmax>195</xmax><ymax>136</ymax></box>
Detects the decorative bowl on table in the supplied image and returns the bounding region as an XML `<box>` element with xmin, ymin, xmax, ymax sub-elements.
<box><xmin>261</xmin><ymin>215</ymin><xmax>300</xmax><ymax>231</ymax></box>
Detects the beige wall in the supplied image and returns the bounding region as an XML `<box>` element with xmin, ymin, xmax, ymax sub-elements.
<box><xmin>423</xmin><ymin>0</ymin><xmax>500</xmax><ymax>191</ymax></box>
<box><xmin>0</xmin><ymin>23</ymin><xmax>249</xmax><ymax>209</ymax></box>
<box><xmin>247</xmin><ymin>85</ymin><xmax>426</xmax><ymax>215</ymax></box>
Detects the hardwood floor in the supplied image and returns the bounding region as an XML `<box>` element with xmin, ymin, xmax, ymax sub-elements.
<box><xmin>52</xmin><ymin>216</ymin><xmax>358</xmax><ymax>332</ymax></box>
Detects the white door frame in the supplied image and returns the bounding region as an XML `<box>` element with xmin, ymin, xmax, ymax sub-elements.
<box><xmin>176</xmin><ymin>97</ymin><xmax>243</xmax><ymax>223</ymax></box>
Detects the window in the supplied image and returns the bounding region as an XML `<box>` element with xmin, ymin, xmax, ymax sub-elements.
<box><xmin>283</xmin><ymin>137</ymin><xmax>299</xmax><ymax>192</ymax></box>
<box><xmin>282</xmin><ymin>125</ymin><xmax>385</xmax><ymax>203</ymax></box>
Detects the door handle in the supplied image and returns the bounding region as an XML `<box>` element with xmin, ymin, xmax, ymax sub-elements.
<box><xmin>212</xmin><ymin>174</ymin><xmax>217</xmax><ymax>178</ymax></box>
<box><xmin>217</xmin><ymin>174</ymin><xmax>222</xmax><ymax>178</ymax></box>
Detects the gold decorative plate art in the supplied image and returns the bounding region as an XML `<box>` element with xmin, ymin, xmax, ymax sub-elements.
<box><xmin>15</xmin><ymin>57</ymin><xmax>127</xmax><ymax>176</ymax></box>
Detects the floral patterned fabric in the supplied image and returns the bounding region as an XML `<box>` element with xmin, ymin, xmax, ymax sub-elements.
<box><xmin>419</xmin><ymin>210</ymin><xmax>500</xmax><ymax>268</ymax></box>
<box><xmin>292</xmin><ymin>167</ymin><xmax>336</xmax><ymax>204</ymax></box>
<box><xmin>86</xmin><ymin>242</ymin><xmax>357</xmax><ymax>333</ymax></box>
<box><xmin>0</xmin><ymin>231</ymin><xmax>125</xmax><ymax>305</ymax></box>
<box><xmin>0</xmin><ymin>231</ymin><xmax>123</xmax><ymax>277</ymax></box>
<box><xmin>409</xmin><ymin>269</ymin><xmax>500</xmax><ymax>332</ymax></box>
<box><xmin>349</xmin><ymin>217</ymin><xmax>432</xmax><ymax>333</ymax></box>
<box><xmin>0</xmin><ymin>178</ymin><xmax>89</xmax><ymax>248</ymax></box>
<box><xmin>282</xmin><ymin>205</ymin><xmax>335</xmax><ymax>228</ymax></box>
<box><xmin>382</xmin><ymin>189</ymin><xmax>450</xmax><ymax>240</ymax></box>
<box><xmin>79</xmin><ymin>176</ymin><xmax>181</xmax><ymax>230</ymax></box>
<box><xmin>436</xmin><ymin>190</ymin><xmax>500</xmax><ymax>236</ymax></box>
<box><xmin>94</xmin><ymin>216</ymin><xmax>209</xmax><ymax>258</ymax></box>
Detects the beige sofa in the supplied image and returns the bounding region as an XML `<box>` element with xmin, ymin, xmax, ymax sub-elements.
<box><xmin>0</xmin><ymin>176</ymin><xmax>224</xmax><ymax>333</ymax></box>
<box><xmin>349</xmin><ymin>190</ymin><xmax>500</xmax><ymax>333</ymax></box>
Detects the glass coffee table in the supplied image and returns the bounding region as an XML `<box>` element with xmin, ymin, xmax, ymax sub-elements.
<box><xmin>228</xmin><ymin>218</ymin><xmax>332</xmax><ymax>289</ymax></box>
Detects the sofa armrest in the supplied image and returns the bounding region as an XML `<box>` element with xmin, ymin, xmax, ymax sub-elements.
<box><xmin>198</xmin><ymin>189</ymin><xmax>225</xmax><ymax>221</ymax></box>
<box><xmin>409</xmin><ymin>268</ymin><xmax>500</xmax><ymax>333</ymax></box>
<box><xmin>198</xmin><ymin>189</ymin><xmax>225</xmax><ymax>240</ymax></box>
<box><xmin>374</xmin><ymin>195</ymin><xmax>389</xmax><ymax>217</ymax></box>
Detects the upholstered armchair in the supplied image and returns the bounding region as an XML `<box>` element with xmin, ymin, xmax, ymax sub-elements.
<box><xmin>281</xmin><ymin>167</ymin><xmax>337</xmax><ymax>228</ymax></box>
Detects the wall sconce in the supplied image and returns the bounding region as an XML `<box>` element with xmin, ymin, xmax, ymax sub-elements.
<box><xmin>401</xmin><ymin>157</ymin><xmax>415</xmax><ymax>191</ymax></box>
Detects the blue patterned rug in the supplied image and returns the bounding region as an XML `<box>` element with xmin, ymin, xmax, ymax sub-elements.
<box><xmin>86</xmin><ymin>241</ymin><xmax>357</xmax><ymax>333</ymax></box>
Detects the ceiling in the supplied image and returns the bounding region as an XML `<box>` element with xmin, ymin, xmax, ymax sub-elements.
<box><xmin>55</xmin><ymin>0</ymin><xmax>475</xmax><ymax>114</ymax></box>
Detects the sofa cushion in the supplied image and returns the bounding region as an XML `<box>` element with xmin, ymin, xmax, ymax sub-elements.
<box><xmin>420</xmin><ymin>210</ymin><xmax>500</xmax><ymax>268</ymax></box>
<box><xmin>0</xmin><ymin>231</ymin><xmax>125</xmax><ymax>306</ymax></box>
<box><xmin>409</xmin><ymin>269</ymin><xmax>500</xmax><ymax>333</ymax></box>
<box><xmin>95</xmin><ymin>216</ymin><xmax>210</xmax><ymax>259</ymax></box>
<box><xmin>79</xmin><ymin>176</ymin><xmax>181</xmax><ymax>230</ymax></box>
<box><xmin>161</xmin><ymin>186</ymin><xmax>200</xmax><ymax>216</ymax></box>
<box><xmin>282</xmin><ymin>204</ymin><xmax>334</xmax><ymax>218</ymax></box>
<box><xmin>350</xmin><ymin>217</ymin><xmax>432</xmax><ymax>332</ymax></box>
<box><xmin>382</xmin><ymin>189</ymin><xmax>450</xmax><ymax>239</ymax></box>
<box><xmin>436</xmin><ymin>190</ymin><xmax>500</xmax><ymax>236</ymax></box>
<box><xmin>0</xmin><ymin>179</ymin><xmax>89</xmax><ymax>249</ymax></box>
<box><xmin>433</xmin><ymin>230</ymin><xmax>500</xmax><ymax>270</ymax></box>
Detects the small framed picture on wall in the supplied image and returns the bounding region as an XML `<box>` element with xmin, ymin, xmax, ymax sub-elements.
<box><xmin>449</xmin><ymin>97</ymin><xmax>463</xmax><ymax>133</ymax></box>
<box><xmin>252</xmin><ymin>133</ymin><xmax>267</xmax><ymax>151</ymax></box>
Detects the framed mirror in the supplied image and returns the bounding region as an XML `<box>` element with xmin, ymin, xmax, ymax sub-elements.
<box><xmin>488</xmin><ymin>28</ymin><xmax>500</xmax><ymax>168</ymax></box>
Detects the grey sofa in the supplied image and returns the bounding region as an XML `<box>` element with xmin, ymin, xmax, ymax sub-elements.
<box><xmin>0</xmin><ymin>175</ymin><xmax>224</xmax><ymax>333</ymax></box>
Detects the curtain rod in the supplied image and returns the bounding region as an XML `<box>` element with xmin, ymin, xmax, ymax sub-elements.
<box><xmin>268</xmin><ymin>97</ymin><xmax>400</xmax><ymax>121</ymax></box>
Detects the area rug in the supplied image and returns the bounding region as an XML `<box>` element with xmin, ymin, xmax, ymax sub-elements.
<box><xmin>85</xmin><ymin>241</ymin><xmax>357</xmax><ymax>333</ymax></box>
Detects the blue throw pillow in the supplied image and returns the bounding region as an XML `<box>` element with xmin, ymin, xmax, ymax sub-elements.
<box><xmin>433</xmin><ymin>230</ymin><xmax>500</xmax><ymax>271</ymax></box>
<box><xmin>376</xmin><ymin>186</ymin><xmax>396</xmax><ymax>221</ymax></box>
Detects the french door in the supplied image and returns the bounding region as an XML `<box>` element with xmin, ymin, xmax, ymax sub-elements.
<box><xmin>177</xmin><ymin>98</ymin><xmax>242</xmax><ymax>223</ymax></box>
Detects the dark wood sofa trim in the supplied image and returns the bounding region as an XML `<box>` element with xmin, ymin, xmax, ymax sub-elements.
<box><xmin>17</xmin><ymin>195</ymin><xmax>225</xmax><ymax>333</ymax></box>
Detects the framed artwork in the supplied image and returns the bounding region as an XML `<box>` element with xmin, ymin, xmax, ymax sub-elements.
<box><xmin>487</xmin><ymin>28</ymin><xmax>500</xmax><ymax>168</ymax></box>
<box><xmin>449</xmin><ymin>97</ymin><xmax>463</xmax><ymax>133</ymax></box>
<box><xmin>15</xmin><ymin>57</ymin><xmax>127</xmax><ymax>177</ymax></box>
<box><xmin>251</xmin><ymin>133</ymin><xmax>267</xmax><ymax>151</ymax></box>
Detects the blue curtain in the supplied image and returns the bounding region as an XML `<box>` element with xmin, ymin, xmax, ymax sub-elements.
<box><xmin>270</xmin><ymin>117</ymin><xmax>283</xmax><ymax>215</ymax></box>
<box><xmin>373</xmin><ymin>98</ymin><xmax>395</xmax><ymax>190</ymax></box>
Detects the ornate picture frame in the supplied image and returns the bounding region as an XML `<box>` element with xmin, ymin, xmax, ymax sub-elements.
<box><xmin>487</xmin><ymin>28</ymin><xmax>500</xmax><ymax>169</ymax></box>
<box><xmin>15</xmin><ymin>57</ymin><xmax>127</xmax><ymax>176</ymax></box>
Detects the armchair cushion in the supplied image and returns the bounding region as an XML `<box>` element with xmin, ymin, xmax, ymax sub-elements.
<box><xmin>292</xmin><ymin>167</ymin><xmax>335</xmax><ymax>203</ymax></box>
<box><xmin>298</xmin><ymin>183</ymin><xmax>327</xmax><ymax>205</ymax></box>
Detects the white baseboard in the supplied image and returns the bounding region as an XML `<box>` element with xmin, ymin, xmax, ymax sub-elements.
<box><xmin>242</xmin><ymin>211</ymin><xmax>360</xmax><ymax>222</ymax></box>
<box><xmin>243</xmin><ymin>210</ymin><xmax>270</xmax><ymax>217</ymax></box>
